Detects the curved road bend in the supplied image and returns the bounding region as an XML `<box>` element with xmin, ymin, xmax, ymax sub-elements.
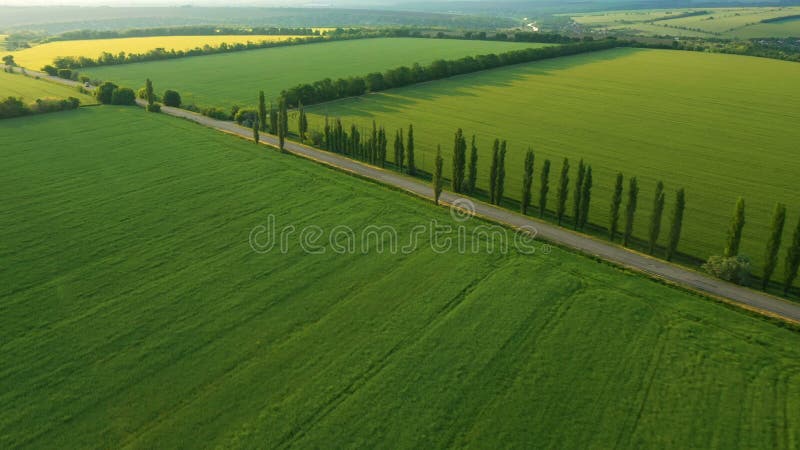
<box><xmin>6</xmin><ymin>65</ymin><xmax>796</xmax><ymax>324</ymax></box>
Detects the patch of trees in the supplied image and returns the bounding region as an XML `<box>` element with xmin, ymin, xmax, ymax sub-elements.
<box><xmin>0</xmin><ymin>96</ymin><xmax>81</xmax><ymax>120</ymax></box>
<box><xmin>633</xmin><ymin>37</ymin><xmax>800</xmax><ymax>63</ymax></box>
<box><xmin>44</xmin><ymin>26</ymin><xmax>321</xmax><ymax>43</ymax></box>
<box><xmin>94</xmin><ymin>82</ymin><xmax>136</xmax><ymax>105</ymax></box>
<box><xmin>281</xmin><ymin>39</ymin><xmax>620</xmax><ymax>107</ymax></box>
<box><xmin>760</xmin><ymin>14</ymin><xmax>800</xmax><ymax>24</ymax></box>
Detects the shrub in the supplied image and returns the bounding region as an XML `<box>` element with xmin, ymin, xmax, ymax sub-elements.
<box><xmin>56</xmin><ymin>68</ymin><xmax>72</xmax><ymax>79</ymax></box>
<box><xmin>163</xmin><ymin>90</ymin><xmax>181</xmax><ymax>107</ymax></box>
<box><xmin>234</xmin><ymin>108</ymin><xmax>259</xmax><ymax>127</ymax></box>
<box><xmin>79</xmin><ymin>75</ymin><xmax>90</xmax><ymax>83</ymax></box>
<box><xmin>146</xmin><ymin>103</ymin><xmax>162</xmax><ymax>113</ymax></box>
<box><xmin>110</xmin><ymin>87</ymin><xmax>136</xmax><ymax>106</ymax></box>
<box><xmin>309</xmin><ymin>130</ymin><xmax>324</xmax><ymax>146</ymax></box>
<box><xmin>703</xmin><ymin>255</ymin><xmax>751</xmax><ymax>286</ymax></box>
<box><xmin>0</xmin><ymin>96</ymin><xmax>28</xmax><ymax>119</ymax></box>
<box><xmin>30</xmin><ymin>97</ymin><xmax>80</xmax><ymax>114</ymax></box>
<box><xmin>95</xmin><ymin>82</ymin><xmax>118</xmax><ymax>104</ymax></box>
<box><xmin>41</xmin><ymin>65</ymin><xmax>57</xmax><ymax>76</ymax></box>
<box><xmin>201</xmin><ymin>107</ymin><xmax>231</xmax><ymax>121</ymax></box>
<box><xmin>2</xmin><ymin>55</ymin><xmax>15</xmax><ymax>66</ymax></box>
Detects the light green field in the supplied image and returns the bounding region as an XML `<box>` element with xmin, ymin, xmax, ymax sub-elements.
<box><xmin>0</xmin><ymin>70</ymin><xmax>96</xmax><ymax>104</ymax></box>
<box><xmin>9</xmin><ymin>35</ymin><xmax>310</xmax><ymax>71</ymax></box>
<box><xmin>570</xmin><ymin>6</ymin><xmax>800</xmax><ymax>38</ymax></box>
<box><xmin>1</xmin><ymin>106</ymin><xmax>799</xmax><ymax>448</ymax></box>
<box><xmin>304</xmin><ymin>48</ymin><xmax>800</xmax><ymax>281</ymax></box>
<box><xmin>85</xmin><ymin>38</ymin><xmax>551</xmax><ymax>108</ymax></box>
<box><xmin>0</xmin><ymin>35</ymin><xmax>6</xmax><ymax>51</ymax></box>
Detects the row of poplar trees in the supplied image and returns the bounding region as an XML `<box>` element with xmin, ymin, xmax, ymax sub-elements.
<box><xmin>718</xmin><ymin>198</ymin><xmax>800</xmax><ymax>293</ymax></box>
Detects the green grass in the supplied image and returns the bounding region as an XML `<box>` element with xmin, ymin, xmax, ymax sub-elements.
<box><xmin>0</xmin><ymin>70</ymin><xmax>96</xmax><ymax>104</ymax></box>
<box><xmin>84</xmin><ymin>38</ymin><xmax>550</xmax><ymax>109</ymax></box>
<box><xmin>304</xmin><ymin>48</ymin><xmax>800</xmax><ymax>282</ymax></box>
<box><xmin>1</xmin><ymin>106</ymin><xmax>800</xmax><ymax>448</ymax></box>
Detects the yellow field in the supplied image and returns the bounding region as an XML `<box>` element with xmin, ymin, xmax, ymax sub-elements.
<box><xmin>10</xmin><ymin>35</ymin><xmax>310</xmax><ymax>70</ymax></box>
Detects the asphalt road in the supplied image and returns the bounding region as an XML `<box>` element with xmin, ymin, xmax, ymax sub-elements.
<box><xmin>6</xmin><ymin>65</ymin><xmax>798</xmax><ymax>323</ymax></box>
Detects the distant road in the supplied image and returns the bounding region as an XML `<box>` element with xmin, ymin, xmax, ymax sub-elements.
<box><xmin>6</xmin><ymin>64</ymin><xmax>798</xmax><ymax>323</ymax></box>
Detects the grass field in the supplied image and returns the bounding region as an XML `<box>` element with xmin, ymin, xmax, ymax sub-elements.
<box><xmin>303</xmin><ymin>48</ymin><xmax>800</xmax><ymax>281</ymax></box>
<box><xmin>9</xmin><ymin>35</ymin><xmax>311</xmax><ymax>71</ymax></box>
<box><xmin>0</xmin><ymin>70</ymin><xmax>96</xmax><ymax>104</ymax></box>
<box><xmin>1</xmin><ymin>106</ymin><xmax>799</xmax><ymax>448</ymax></box>
<box><xmin>0</xmin><ymin>35</ymin><xmax>6</xmax><ymax>51</ymax></box>
<box><xmin>570</xmin><ymin>6</ymin><xmax>800</xmax><ymax>38</ymax></box>
<box><xmin>85</xmin><ymin>38</ymin><xmax>550</xmax><ymax>108</ymax></box>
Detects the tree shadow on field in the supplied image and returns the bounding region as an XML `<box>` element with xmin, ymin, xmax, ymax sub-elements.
<box><xmin>311</xmin><ymin>47</ymin><xmax>645</xmax><ymax>117</ymax></box>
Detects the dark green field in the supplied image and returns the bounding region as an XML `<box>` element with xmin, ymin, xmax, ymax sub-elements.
<box><xmin>1</xmin><ymin>106</ymin><xmax>799</xmax><ymax>448</ymax></box>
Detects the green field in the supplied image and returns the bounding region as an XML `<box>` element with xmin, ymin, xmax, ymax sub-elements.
<box><xmin>569</xmin><ymin>6</ymin><xmax>800</xmax><ymax>38</ymax></box>
<box><xmin>85</xmin><ymin>38</ymin><xmax>550</xmax><ymax>109</ymax></box>
<box><xmin>0</xmin><ymin>70</ymin><xmax>96</xmax><ymax>104</ymax></box>
<box><xmin>1</xmin><ymin>107</ymin><xmax>799</xmax><ymax>447</ymax></box>
<box><xmin>304</xmin><ymin>48</ymin><xmax>800</xmax><ymax>281</ymax></box>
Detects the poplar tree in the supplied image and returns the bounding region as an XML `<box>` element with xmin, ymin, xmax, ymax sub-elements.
<box><xmin>252</xmin><ymin>118</ymin><xmax>259</xmax><ymax>144</ymax></box>
<box><xmin>762</xmin><ymin>203</ymin><xmax>786</xmax><ymax>290</ymax></box>
<box><xmin>521</xmin><ymin>148</ymin><xmax>535</xmax><ymax>215</ymax></box>
<box><xmin>277</xmin><ymin>101</ymin><xmax>286</xmax><ymax>151</ymax></box>
<box><xmin>298</xmin><ymin>101</ymin><xmax>308</xmax><ymax>141</ymax></box>
<box><xmin>539</xmin><ymin>159</ymin><xmax>550</xmax><ymax>218</ymax></box>
<box><xmin>488</xmin><ymin>139</ymin><xmax>499</xmax><ymax>204</ymax></box>
<box><xmin>784</xmin><ymin>215</ymin><xmax>800</xmax><ymax>294</ymax></box>
<box><xmin>394</xmin><ymin>130</ymin><xmax>405</xmax><ymax>172</ymax></box>
<box><xmin>433</xmin><ymin>145</ymin><xmax>444</xmax><ymax>205</ymax></box>
<box><xmin>578</xmin><ymin>165</ymin><xmax>592</xmax><ymax>230</ymax></box>
<box><xmin>407</xmin><ymin>125</ymin><xmax>416</xmax><ymax>176</ymax></box>
<box><xmin>269</xmin><ymin>102</ymin><xmax>278</xmax><ymax>134</ymax></box>
<box><xmin>378</xmin><ymin>128</ymin><xmax>387</xmax><ymax>167</ymax></box>
<box><xmin>452</xmin><ymin>128</ymin><xmax>467</xmax><ymax>192</ymax></box>
<box><xmin>145</xmin><ymin>78</ymin><xmax>154</xmax><ymax>106</ymax></box>
<box><xmin>324</xmin><ymin>116</ymin><xmax>331</xmax><ymax>149</ymax></box>
<box><xmin>665</xmin><ymin>188</ymin><xmax>686</xmax><ymax>261</ymax></box>
<box><xmin>623</xmin><ymin>177</ymin><xmax>639</xmax><ymax>247</ymax></box>
<box><xmin>556</xmin><ymin>158</ymin><xmax>570</xmax><ymax>225</ymax></box>
<box><xmin>466</xmin><ymin>135</ymin><xmax>478</xmax><ymax>194</ymax></box>
<box><xmin>724</xmin><ymin>197</ymin><xmax>746</xmax><ymax>257</ymax></box>
<box><xmin>647</xmin><ymin>181</ymin><xmax>665</xmax><ymax>254</ymax></box>
<box><xmin>279</xmin><ymin>98</ymin><xmax>288</xmax><ymax>138</ymax></box>
<box><xmin>609</xmin><ymin>173</ymin><xmax>624</xmax><ymax>241</ymax></box>
<box><xmin>495</xmin><ymin>141</ymin><xmax>507</xmax><ymax>205</ymax></box>
<box><xmin>572</xmin><ymin>159</ymin><xmax>585</xmax><ymax>229</ymax></box>
<box><xmin>258</xmin><ymin>90</ymin><xmax>267</xmax><ymax>131</ymax></box>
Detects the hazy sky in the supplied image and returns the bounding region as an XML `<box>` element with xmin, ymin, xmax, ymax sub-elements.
<box><xmin>0</xmin><ymin>0</ymin><xmax>404</xmax><ymax>5</ymax></box>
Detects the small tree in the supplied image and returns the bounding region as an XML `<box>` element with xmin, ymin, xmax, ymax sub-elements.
<box><xmin>145</xmin><ymin>78</ymin><xmax>154</xmax><ymax>106</ymax></box>
<box><xmin>2</xmin><ymin>55</ymin><xmax>15</xmax><ymax>66</ymax></box>
<box><xmin>110</xmin><ymin>87</ymin><xmax>136</xmax><ymax>105</ymax></box>
<box><xmin>452</xmin><ymin>128</ymin><xmax>467</xmax><ymax>192</ymax></box>
<box><xmin>623</xmin><ymin>177</ymin><xmax>639</xmax><ymax>247</ymax></box>
<box><xmin>724</xmin><ymin>197</ymin><xmax>746</xmax><ymax>257</ymax></box>
<box><xmin>703</xmin><ymin>255</ymin><xmax>751</xmax><ymax>285</ymax></box>
<box><xmin>253</xmin><ymin>118</ymin><xmax>260</xmax><ymax>144</ymax></box>
<box><xmin>466</xmin><ymin>135</ymin><xmax>478</xmax><ymax>194</ymax></box>
<box><xmin>95</xmin><ymin>82</ymin><xmax>118</xmax><ymax>104</ymax></box>
<box><xmin>433</xmin><ymin>145</ymin><xmax>444</xmax><ymax>205</ymax></box>
<box><xmin>572</xmin><ymin>159</ymin><xmax>585</xmax><ymax>229</ymax></box>
<box><xmin>495</xmin><ymin>141</ymin><xmax>507</xmax><ymax>205</ymax></box>
<box><xmin>578</xmin><ymin>165</ymin><xmax>592</xmax><ymax>230</ymax></box>
<box><xmin>162</xmin><ymin>90</ymin><xmax>181</xmax><ymax>107</ymax></box>
<box><xmin>665</xmin><ymin>188</ymin><xmax>686</xmax><ymax>262</ymax></box>
<box><xmin>784</xmin><ymin>215</ymin><xmax>800</xmax><ymax>294</ymax></box>
<box><xmin>488</xmin><ymin>139</ymin><xmax>500</xmax><ymax>204</ymax></box>
<box><xmin>269</xmin><ymin>102</ymin><xmax>278</xmax><ymax>134</ymax></box>
<box><xmin>298</xmin><ymin>101</ymin><xmax>308</xmax><ymax>141</ymax></box>
<box><xmin>539</xmin><ymin>159</ymin><xmax>551</xmax><ymax>218</ymax></box>
<box><xmin>258</xmin><ymin>91</ymin><xmax>267</xmax><ymax>132</ymax></box>
<box><xmin>556</xmin><ymin>158</ymin><xmax>570</xmax><ymax>225</ymax></box>
<box><xmin>407</xmin><ymin>125</ymin><xmax>416</xmax><ymax>176</ymax></box>
<box><xmin>609</xmin><ymin>173</ymin><xmax>624</xmax><ymax>241</ymax></box>
<box><xmin>647</xmin><ymin>181</ymin><xmax>665</xmax><ymax>254</ymax></box>
<box><xmin>394</xmin><ymin>130</ymin><xmax>404</xmax><ymax>172</ymax></box>
<box><xmin>521</xmin><ymin>148</ymin><xmax>534</xmax><ymax>215</ymax></box>
<box><xmin>762</xmin><ymin>203</ymin><xmax>786</xmax><ymax>290</ymax></box>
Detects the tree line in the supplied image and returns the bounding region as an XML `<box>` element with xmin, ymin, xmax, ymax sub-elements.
<box><xmin>280</xmin><ymin>39</ymin><xmax>620</xmax><ymax>107</ymax></box>
<box><xmin>0</xmin><ymin>95</ymin><xmax>81</xmax><ymax>120</ymax></box>
<box><xmin>43</xmin><ymin>26</ymin><xmax>322</xmax><ymax>43</ymax></box>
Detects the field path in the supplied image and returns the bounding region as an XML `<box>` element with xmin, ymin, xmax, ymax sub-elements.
<box><xmin>135</xmin><ymin>100</ymin><xmax>800</xmax><ymax>324</ymax></box>
<box><xmin>7</xmin><ymin>64</ymin><xmax>797</xmax><ymax>323</ymax></box>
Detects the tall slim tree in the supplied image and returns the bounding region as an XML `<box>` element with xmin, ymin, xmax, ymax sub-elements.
<box><xmin>665</xmin><ymin>188</ymin><xmax>686</xmax><ymax>262</ymax></box>
<box><xmin>252</xmin><ymin>117</ymin><xmax>260</xmax><ymax>144</ymax></box>
<box><xmin>539</xmin><ymin>159</ymin><xmax>551</xmax><ymax>218</ymax></box>
<box><xmin>578</xmin><ymin>165</ymin><xmax>592</xmax><ymax>230</ymax></box>
<box><xmin>572</xmin><ymin>159</ymin><xmax>585</xmax><ymax>229</ymax></box>
<box><xmin>495</xmin><ymin>141</ymin><xmax>507</xmax><ymax>205</ymax></box>
<box><xmin>623</xmin><ymin>177</ymin><xmax>639</xmax><ymax>247</ymax></box>
<box><xmin>145</xmin><ymin>78</ymin><xmax>154</xmax><ymax>106</ymax></box>
<box><xmin>406</xmin><ymin>125</ymin><xmax>416</xmax><ymax>176</ymax></box>
<box><xmin>466</xmin><ymin>135</ymin><xmax>478</xmax><ymax>194</ymax></box>
<box><xmin>556</xmin><ymin>158</ymin><xmax>570</xmax><ymax>225</ymax></box>
<box><xmin>724</xmin><ymin>197</ymin><xmax>746</xmax><ymax>257</ymax></box>
<box><xmin>269</xmin><ymin>102</ymin><xmax>278</xmax><ymax>135</ymax></box>
<box><xmin>279</xmin><ymin>98</ymin><xmax>288</xmax><ymax>138</ymax></box>
<box><xmin>298</xmin><ymin>101</ymin><xmax>308</xmax><ymax>141</ymax></box>
<box><xmin>521</xmin><ymin>148</ymin><xmax>535</xmax><ymax>215</ymax></box>
<box><xmin>488</xmin><ymin>139</ymin><xmax>500</xmax><ymax>204</ymax></box>
<box><xmin>378</xmin><ymin>127</ymin><xmax>387</xmax><ymax>167</ymax></box>
<box><xmin>609</xmin><ymin>173</ymin><xmax>624</xmax><ymax>241</ymax></box>
<box><xmin>433</xmin><ymin>145</ymin><xmax>444</xmax><ymax>205</ymax></box>
<box><xmin>394</xmin><ymin>130</ymin><xmax>405</xmax><ymax>172</ymax></box>
<box><xmin>452</xmin><ymin>128</ymin><xmax>467</xmax><ymax>192</ymax></box>
<box><xmin>324</xmin><ymin>115</ymin><xmax>331</xmax><ymax>149</ymax></box>
<box><xmin>258</xmin><ymin>90</ymin><xmax>267</xmax><ymax>131</ymax></box>
<box><xmin>784</xmin><ymin>215</ymin><xmax>800</xmax><ymax>294</ymax></box>
<box><xmin>647</xmin><ymin>181</ymin><xmax>665</xmax><ymax>254</ymax></box>
<box><xmin>277</xmin><ymin>100</ymin><xmax>286</xmax><ymax>151</ymax></box>
<box><xmin>762</xmin><ymin>203</ymin><xmax>787</xmax><ymax>290</ymax></box>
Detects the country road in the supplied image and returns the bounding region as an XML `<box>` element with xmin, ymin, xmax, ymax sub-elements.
<box><xmin>6</xmin><ymin>64</ymin><xmax>800</xmax><ymax>323</ymax></box>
